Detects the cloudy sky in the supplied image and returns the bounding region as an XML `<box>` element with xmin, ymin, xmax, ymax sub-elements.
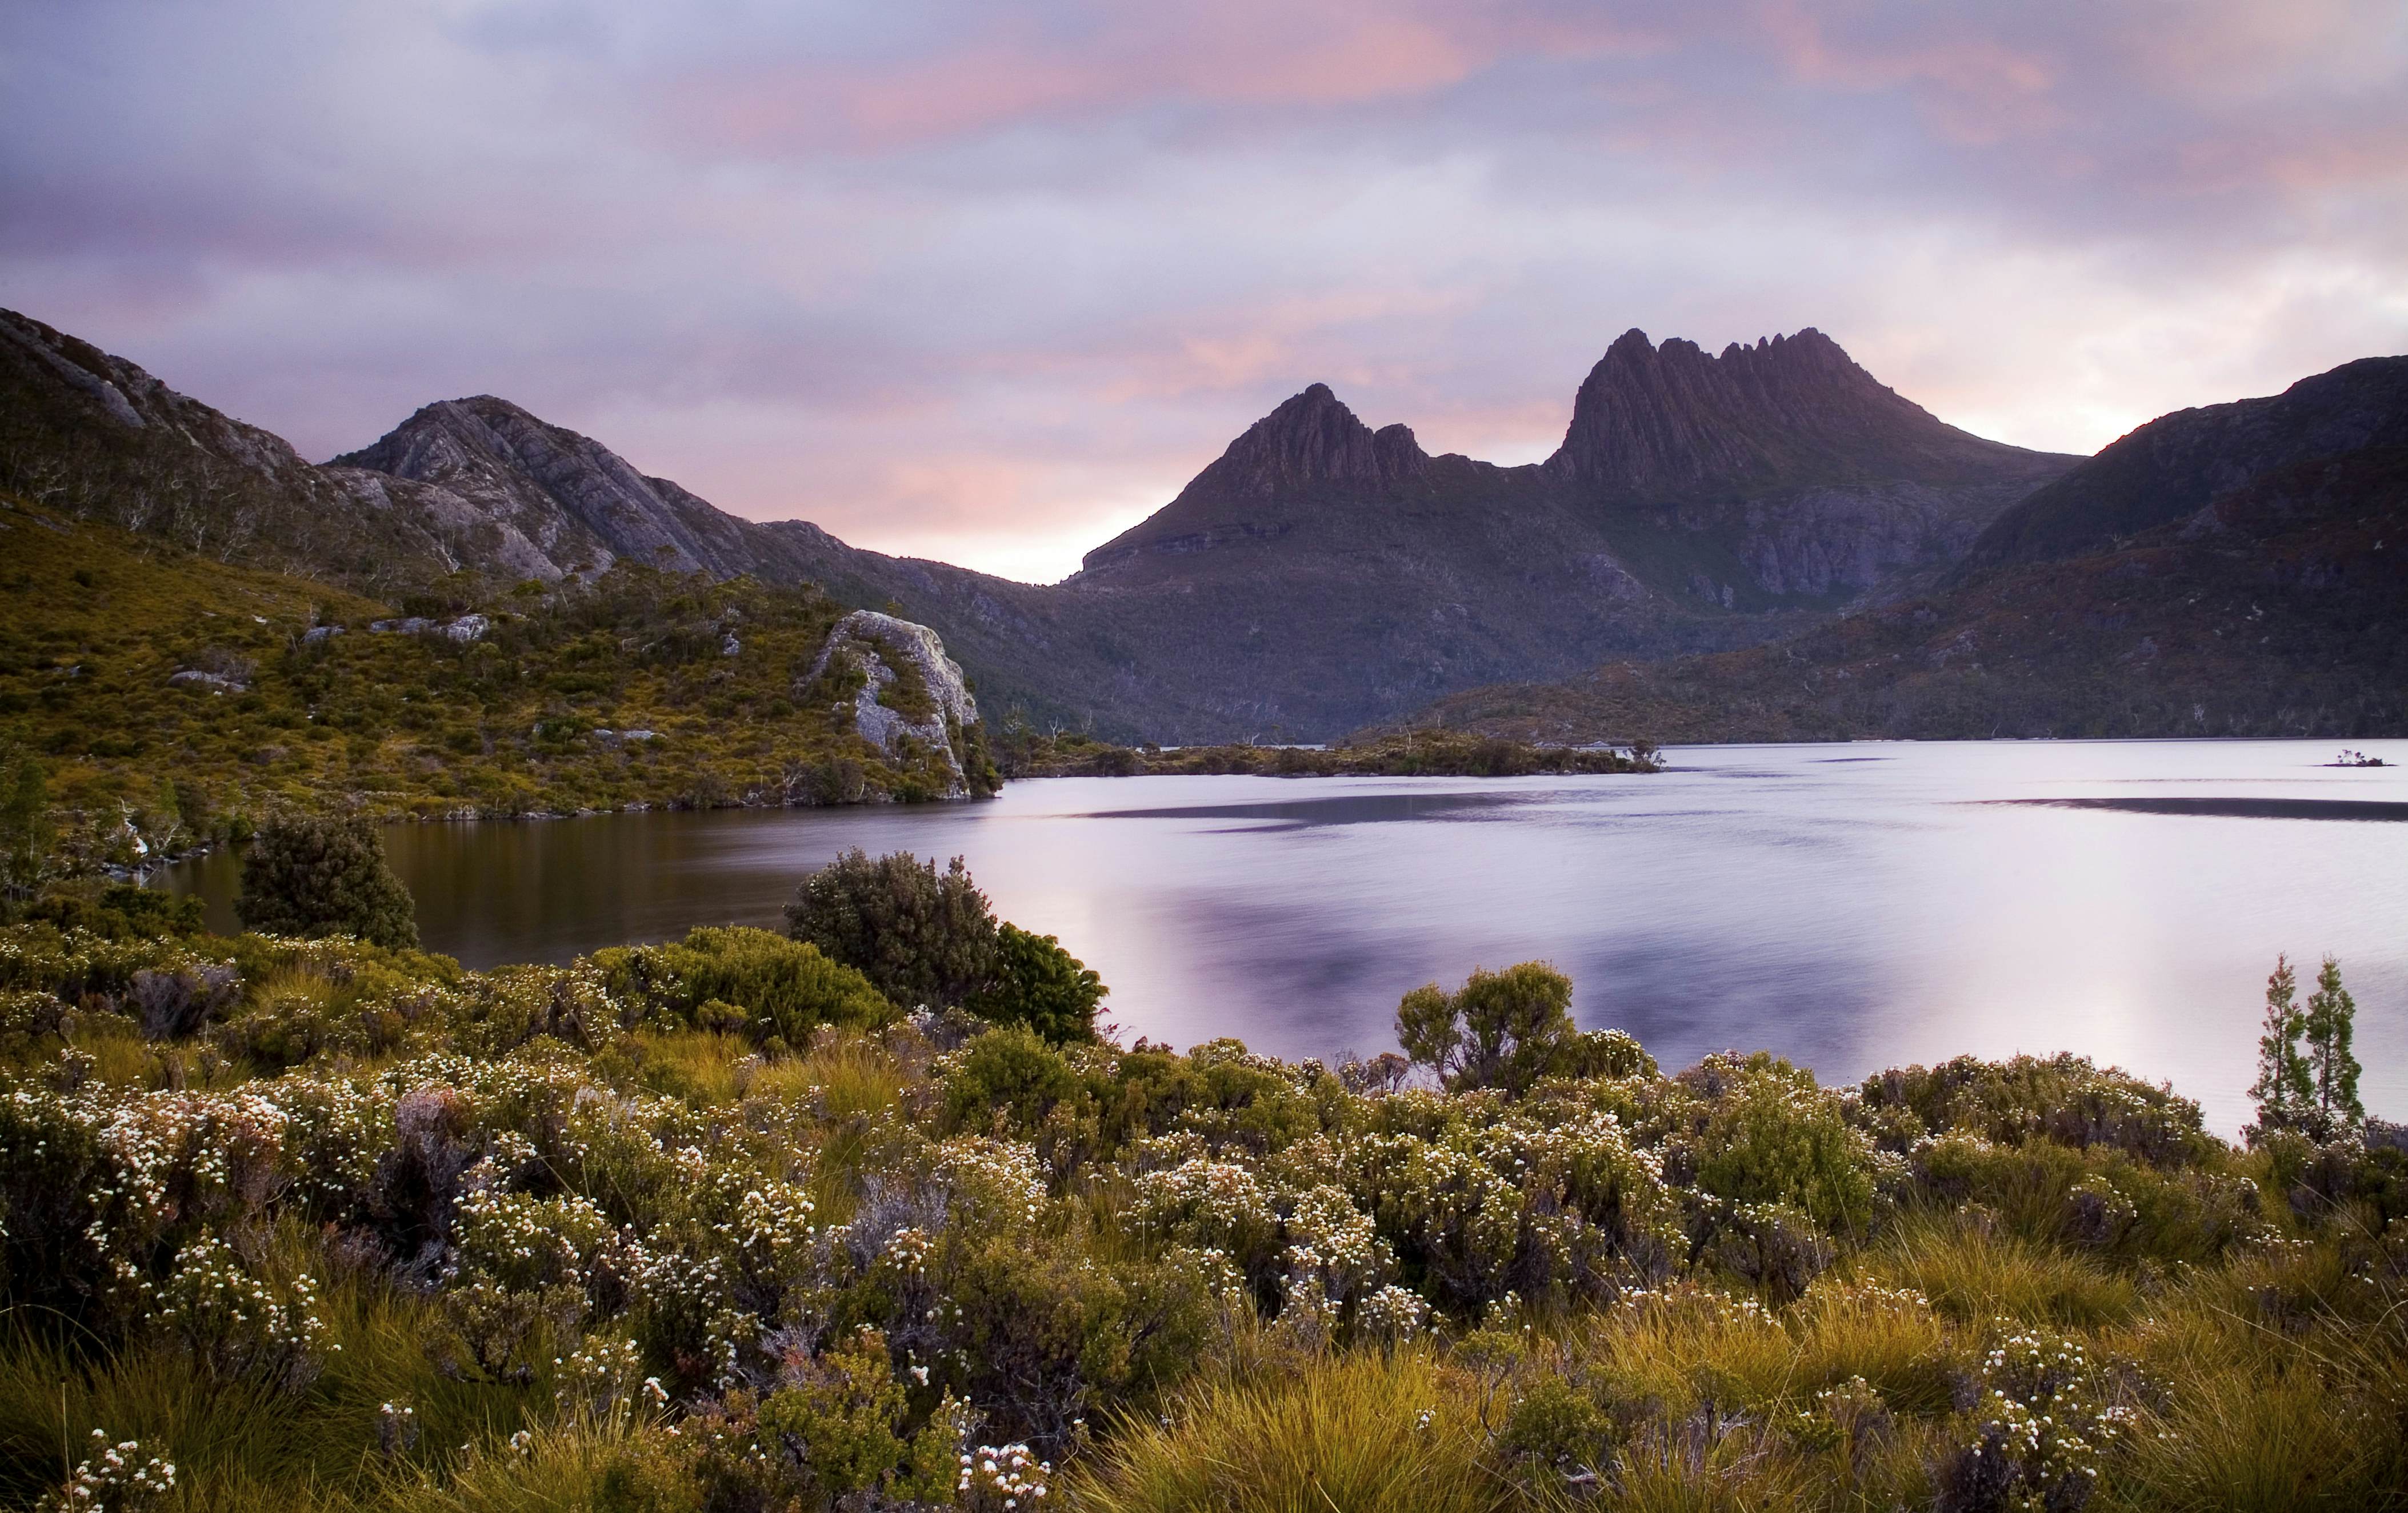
<box><xmin>6</xmin><ymin>2</ymin><xmax>2405</xmax><ymax>582</ymax></box>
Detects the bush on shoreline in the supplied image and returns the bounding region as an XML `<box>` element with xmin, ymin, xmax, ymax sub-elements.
<box><xmin>0</xmin><ymin>915</ymin><xmax>2399</xmax><ymax>1513</ymax></box>
<box><xmin>1000</xmin><ymin>727</ymin><xmax>1663</xmax><ymax>780</ymax></box>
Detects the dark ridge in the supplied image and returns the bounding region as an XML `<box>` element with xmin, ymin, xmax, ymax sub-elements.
<box><xmin>1986</xmin><ymin>797</ymin><xmax>2408</xmax><ymax>822</ymax></box>
<box><xmin>1952</xmin><ymin>355</ymin><xmax>2408</xmax><ymax>581</ymax></box>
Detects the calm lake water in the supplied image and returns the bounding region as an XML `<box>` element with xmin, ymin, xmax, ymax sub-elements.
<box><xmin>166</xmin><ymin>739</ymin><xmax>2407</xmax><ymax>1134</ymax></box>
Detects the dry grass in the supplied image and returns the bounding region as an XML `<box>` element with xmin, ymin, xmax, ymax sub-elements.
<box><xmin>1866</xmin><ymin>1212</ymin><xmax>2138</xmax><ymax>1327</ymax></box>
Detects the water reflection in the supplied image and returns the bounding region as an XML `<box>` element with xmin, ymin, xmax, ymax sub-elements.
<box><xmin>165</xmin><ymin>739</ymin><xmax>2407</xmax><ymax>1134</ymax></box>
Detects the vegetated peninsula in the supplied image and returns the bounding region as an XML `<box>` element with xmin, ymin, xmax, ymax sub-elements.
<box><xmin>0</xmin><ymin>840</ymin><xmax>2399</xmax><ymax>1511</ymax></box>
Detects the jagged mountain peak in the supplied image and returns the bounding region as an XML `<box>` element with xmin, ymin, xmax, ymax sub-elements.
<box><xmin>1174</xmin><ymin>381</ymin><xmax>1434</xmax><ymax>503</ymax></box>
<box><xmin>1547</xmin><ymin>325</ymin><xmax>2065</xmax><ymax>496</ymax></box>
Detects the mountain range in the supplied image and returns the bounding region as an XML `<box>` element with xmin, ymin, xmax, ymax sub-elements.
<box><xmin>4</xmin><ymin>305</ymin><xmax>2399</xmax><ymax>741</ymax></box>
<box><xmin>1398</xmin><ymin>360</ymin><xmax>2408</xmax><ymax>741</ymax></box>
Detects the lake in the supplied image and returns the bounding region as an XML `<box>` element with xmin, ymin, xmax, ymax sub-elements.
<box><xmin>165</xmin><ymin>739</ymin><xmax>2407</xmax><ymax>1135</ymax></box>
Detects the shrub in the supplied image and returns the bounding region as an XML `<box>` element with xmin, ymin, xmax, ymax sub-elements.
<box><xmin>1685</xmin><ymin>1055</ymin><xmax>1875</xmax><ymax>1235</ymax></box>
<box><xmin>593</xmin><ymin>926</ymin><xmax>893</xmax><ymax>1043</ymax></box>
<box><xmin>942</xmin><ymin>1026</ymin><xmax>1083</xmax><ymax>1138</ymax></box>
<box><xmin>21</xmin><ymin>884</ymin><xmax>205</xmax><ymax>940</ymax></box>
<box><xmin>785</xmin><ymin>849</ymin><xmax>997</xmax><ymax>1010</ymax></box>
<box><xmin>236</xmin><ymin>811</ymin><xmax>419</xmax><ymax>950</ymax></box>
<box><xmin>746</xmin><ymin>1327</ymin><xmax>957</xmax><ymax>1503</ymax></box>
<box><xmin>1394</xmin><ymin>961</ymin><xmax>1576</xmax><ymax>1095</ymax></box>
<box><xmin>967</xmin><ymin>922</ymin><xmax>1106</xmax><ymax>1042</ymax></box>
<box><xmin>1858</xmin><ymin>1053</ymin><xmax>2215</xmax><ymax>1168</ymax></box>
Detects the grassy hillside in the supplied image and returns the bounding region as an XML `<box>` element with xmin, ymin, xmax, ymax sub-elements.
<box><xmin>0</xmin><ymin>498</ymin><xmax>991</xmax><ymax>876</ymax></box>
<box><xmin>0</xmin><ymin>915</ymin><xmax>2399</xmax><ymax>1511</ymax></box>
<box><xmin>1386</xmin><ymin>449</ymin><xmax>2408</xmax><ymax>743</ymax></box>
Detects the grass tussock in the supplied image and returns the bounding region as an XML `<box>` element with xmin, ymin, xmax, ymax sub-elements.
<box><xmin>1071</xmin><ymin>1347</ymin><xmax>1508</xmax><ymax>1513</ymax></box>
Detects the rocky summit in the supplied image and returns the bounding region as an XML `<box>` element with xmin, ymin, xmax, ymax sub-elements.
<box><xmin>20</xmin><ymin>304</ymin><xmax>2396</xmax><ymax>743</ymax></box>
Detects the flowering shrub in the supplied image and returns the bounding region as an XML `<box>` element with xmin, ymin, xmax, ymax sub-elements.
<box><xmin>141</xmin><ymin>1234</ymin><xmax>327</xmax><ymax>1390</ymax></box>
<box><xmin>1938</xmin><ymin>1331</ymin><xmax>2137</xmax><ymax>1513</ymax></box>
<box><xmin>1</xmin><ymin>921</ymin><xmax>2397</xmax><ymax>1510</ymax></box>
<box><xmin>1682</xmin><ymin>1054</ymin><xmax>1875</xmax><ymax>1234</ymax></box>
<box><xmin>958</xmin><ymin>1440</ymin><xmax>1053</xmax><ymax>1510</ymax></box>
<box><xmin>1859</xmin><ymin>1055</ymin><xmax>2215</xmax><ymax>1169</ymax></box>
<box><xmin>37</xmin><ymin>1431</ymin><xmax>175</xmax><ymax>1513</ymax></box>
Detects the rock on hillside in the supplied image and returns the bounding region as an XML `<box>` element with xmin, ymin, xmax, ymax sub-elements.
<box><xmin>805</xmin><ymin>611</ymin><xmax>986</xmax><ymax>798</ymax></box>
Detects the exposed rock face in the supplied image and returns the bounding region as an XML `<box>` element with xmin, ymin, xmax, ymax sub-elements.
<box><xmin>1174</xmin><ymin>383</ymin><xmax>1435</xmax><ymax>501</ymax></box>
<box><xmin>0</xmin><ymin>303</ymin><xmax>2098</xmax><ymax>742</ymax></box>
<box><xmin>0</xmin><ymin>308</ymin><xmax>561</xmax><ymax>588</ymax></box>
<box><xmin>330</xmin><ymin>397</ymin><xmax>774</xmax><ymax>579</ymax></box>
<box><xmin>805</xmin><ymin>611</ymin><xmax>983</xmax><ymax>798</ymax></box>
<box><xmin>1953</xmin><ymin>356</ymin><xmax>2408</xmax><ymax>579</ymax></box>
<box><xmin>1545</xmin><ymin>327</ymin><xmax>2060</xmax><ymax>495</ymax></box>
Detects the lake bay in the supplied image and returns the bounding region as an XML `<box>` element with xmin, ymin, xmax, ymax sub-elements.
<box><xmin>166</xmin><ymin>738</ymin><xmax>2405</xmax><ymax>1134</ymax></box>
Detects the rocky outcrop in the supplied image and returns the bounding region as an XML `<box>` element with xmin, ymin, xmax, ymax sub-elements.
<box><xmin>330</xmin><ymin>397</ymin><xmax>777</xmax><ymax>579</ymax></box>
<box><xmin>1545</xmin><ymin>327</ymin><xmax>2070</xmax><ymax>496</ymax></box>
<box><xmin>805</xmin><ymin>611</ymin><xmax>983</xmax><ymax>798</ymax></box>
<box><xmin>0</xmin><ymin>308</ymin><xmax>561</xmax><ymax>589</ymax></box>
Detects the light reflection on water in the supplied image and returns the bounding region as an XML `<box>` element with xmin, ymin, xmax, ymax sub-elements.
<box><xmin>164</xmin><ymin>739</ymin><xmax>2407</xmax><ymax>1134</ymax></box>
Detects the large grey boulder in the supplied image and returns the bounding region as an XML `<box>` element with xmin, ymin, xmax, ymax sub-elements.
<box><xmin>805</xmin><ymin>611</ymin><xmax>981</xmax><ymax>798</ymax></box>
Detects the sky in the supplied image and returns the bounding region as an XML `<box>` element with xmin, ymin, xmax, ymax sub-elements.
<box><xmin>5</xmin><ymin>2</ymin><xmax>2405</xmax><ymax>583</ymax></box>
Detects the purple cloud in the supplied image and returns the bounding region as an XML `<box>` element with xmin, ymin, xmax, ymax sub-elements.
<box><xmin>3</xmin><ymin>0</ymin><xmax>2402</xmax><ymax>581</ymax></box>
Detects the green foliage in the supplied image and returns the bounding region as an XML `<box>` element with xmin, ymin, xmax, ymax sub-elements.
<box><xmin>2302</xmin><ymin>954</ymin><xmax>2364</xmax><ymax>1129</ymax></box>
<box><xmin>20</xmin><ymin>883</ymin><xmax>205</xmax><ymax>940</ymax></box>
<box><xmin>942</xmin><ymin>1026</ymin><xmax>1081</xmax><ymax>1136</ymax></box>
<box><xmin>2247</xmin><ymin>954</ymin><xmax>2318</xmax><ymax>1140</ymax></box>
<box><xmin>237</xmin><ymin>811</ymin><xmax>420</xmax><ymax>950</ymax></box>
<box><xmin>968</xmin><ymin>922</ymin><xmax>1106</xmax><ymax>1042</ymax></box>
<box><xmin>1394</xmin><ymin>960</ymin><xmax>1578</xmax><ymax>1095</ymax></box>
<box><xmin>0</xmin><ymin>749</ymin><xmax>51</xmax><ymax>903</ymax></box>
<box><xmin>785</xmin><ymin>848</ymin><xmax>1000</xmax><ymax>1010</ymax></box>
<box><xmin>0</xmin><ymin>922</ymin><xmax>2400</xmax><ymax>1513</ymax></box>
<box><xmin>592</xmin><ymin>925</ymin><xmax>894</xmax><ymax>1044</ymax></box>
<box><xmin>1684</xmin><ymin>1054</ymin><xmax>1875</xmax><ymax>1235</ymax></box>
<box><xmin>746</xmin><ymin>1328</ymin><xmax>958</xmax><ymax>1503</ymax></box>
<box><xmin>1859</xmin><ymin>1052</ymin><xmax>2217</xmax><ymax>1168</ymax></box>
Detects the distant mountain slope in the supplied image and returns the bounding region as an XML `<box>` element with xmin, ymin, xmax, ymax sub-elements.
<box><xmin>0</xmin><ymin>309</ymin><xmax>561</xmax><ymax>591</ymax></box>
<box><xmin>1386</xmin><ymin>418</ymin><xmax>2408</xmax><ymax>743</ymax></box>
<box><xmin>1061</xmin><ymin>330</ymin><xmax>2076</xmax><ymax>735</ymax></box>
<box><xmin>0</xmin><ymin>498</ymin><xmax>997</xmax><ymax>831</ymax></box>
<box><xmin>330</xmin><ymin>396</ymin><xmax>801</xmax><ymax>581</ymax></box>
<box><xmin>1952</xmin><ymin>356</ymin><xmax>2408</xmax><ymax>578</ymax></box>
<box><xmin>4</xmin><ymin>306</ymin><xmax>2088</xmax><ymax>741</ymax></box>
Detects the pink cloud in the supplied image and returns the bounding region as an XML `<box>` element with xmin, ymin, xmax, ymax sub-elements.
<box><xmin>658</xmin><ymin>2</ymin><xmax>1658</xmax><ymax>153</ymax></box>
